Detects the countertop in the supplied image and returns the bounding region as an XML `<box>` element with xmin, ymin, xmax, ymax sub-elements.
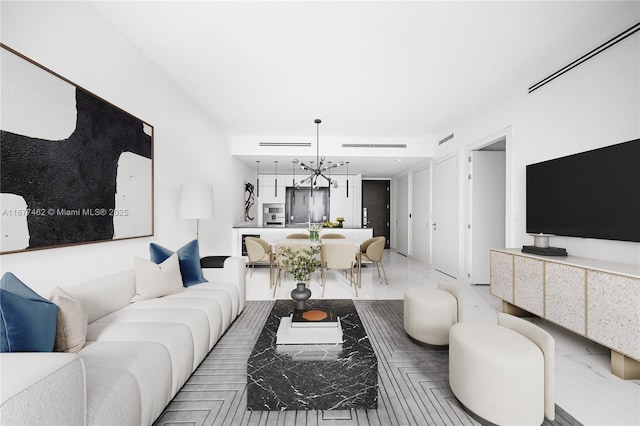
<box><xmin>233</xmin><ymin>224</ymin><xmax>368</xmax><ymax>230</ymax></box>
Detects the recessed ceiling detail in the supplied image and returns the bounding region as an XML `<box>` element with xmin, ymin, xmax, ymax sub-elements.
<box><xmin>528</xmin><ymin>22</ymin><xmax>640</xmax><ymax>93</ymax></box>
<box><xmin>259</xmin><ymin>142</ymin><xmax>312</xmax><ymax>147</ymax></box>
<box><xmin>342</xmin><ymin>143</ymin><xmax>407</xmax><ymax>149</ymax></box>
<box><xmin>438</xmin><ymin>134</ymin><xmax>454</xmax><ymax>145</ymax></box>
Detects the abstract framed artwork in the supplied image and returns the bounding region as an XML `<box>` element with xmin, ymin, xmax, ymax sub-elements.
<box><xmin>0</xmin><ymin>44</ymin><xmax>154</xmax><ymax>254</ymax></box>
<box><xmin>244</xmin><ymin>181</ymin><xmax>255</xmax><ymax>221</ymax></box>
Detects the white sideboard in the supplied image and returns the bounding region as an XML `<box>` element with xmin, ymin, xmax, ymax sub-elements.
<box><xmin>490</xmin><ymin>248</ymin><xmax>640</xmax><ymax>379</ymax></box>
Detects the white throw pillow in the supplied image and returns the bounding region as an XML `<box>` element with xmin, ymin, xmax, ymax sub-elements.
<box><xmin>132</xmin><ymin>253</ymin><xmax>184</xmax><ymax>302</ymax></box>
<box><xmin>50</xmin><ymin>286</ymin><xmax>89</xmax><ymax>353</ymax></box>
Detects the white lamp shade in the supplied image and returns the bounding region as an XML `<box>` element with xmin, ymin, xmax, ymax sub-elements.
<box><xmin>179</xmin><ymin>182</ymin><xmax>214</xmax><ymax>219</ymax></box>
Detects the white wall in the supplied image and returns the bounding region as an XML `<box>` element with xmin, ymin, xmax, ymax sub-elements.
<box><xmin>0</xmin><ymin>2</ymin><xmax>241</xmax><ymax>296</ymax></box>
<box><xmin>435</xmin><ymin>30</ymin><xmax>640</xmax><ymax>266</ymax></box>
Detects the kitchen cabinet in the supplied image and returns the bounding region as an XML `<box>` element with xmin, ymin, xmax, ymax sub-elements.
<box><xmin>259</xmin><ymin>174</ymin><xmax>285</xmax><ymax>204</ymax></box>
<box><xmin>258</xmin><ymin>174</ymin><xmax>361</xmax><ymax>227</ymax></box>
<box><xmin>328</xmin><ymin>177</ymin><xmax>360</xmax><ymax>227</ymax></box>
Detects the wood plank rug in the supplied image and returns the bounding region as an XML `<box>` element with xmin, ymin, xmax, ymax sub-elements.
<box><xmin>154</xmin><ymin>300</ymin><xmax>581</xmax><ymax>425</ymax></box>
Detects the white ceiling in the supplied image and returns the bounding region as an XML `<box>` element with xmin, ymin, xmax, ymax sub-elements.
<box><xmin>93</xmin><ymin>1</ymin><xmax>638</xmax><ymax>176</ymax></box>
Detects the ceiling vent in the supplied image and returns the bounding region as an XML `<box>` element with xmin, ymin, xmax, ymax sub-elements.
<box><xmin>259</xmin><ymin>142</ymin><xmax>311</xmax><ymax>147</ymax></box>
<box><xmin>529</xmin><ymin>22</ymin><xmax>639</xmax><ymax>93</ymax></box>
<box><xmin>342</xmin><ymin>143</ymin><xmax>407</xmax><ymax>148</ymax></box>
<box><xmin>438</xmin><ymin>134</ymin><xmax>454</xmax><ymax>145</ymax></box>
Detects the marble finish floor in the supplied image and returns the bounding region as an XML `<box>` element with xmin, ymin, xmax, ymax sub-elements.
<box><xmin>246</xmin><ymin>250</ymin><xmax>640</xmax><ymax>426</ymax></box>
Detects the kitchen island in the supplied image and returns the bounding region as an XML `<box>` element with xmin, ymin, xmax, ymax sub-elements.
<box><xmin>233</xmin><ymin>226</ymin><xmax>373</xmax><ymax>256</ymax></box>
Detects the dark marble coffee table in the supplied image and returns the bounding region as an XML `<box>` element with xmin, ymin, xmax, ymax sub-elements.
<box><xmin>247</xmin><ymin>299</ymin><xmax>378</xmax><ymax>411</ymax></box>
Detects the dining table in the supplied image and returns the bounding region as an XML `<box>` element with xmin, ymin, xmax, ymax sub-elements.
<box><xmin>270</xmin><ymin>239</ymin><xmax>362</xmax><ymax>295</ymax></box>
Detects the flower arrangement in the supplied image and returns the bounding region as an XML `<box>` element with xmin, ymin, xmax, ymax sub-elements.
<box><xmin>308</xmin><ymin>223</ymin><xmax>321</xmax><ymax>241</ymax></box>
<box><xmin>277</xmin><ymin>245</ymin><xmax>321</xmax><ymax>283</ymax></box>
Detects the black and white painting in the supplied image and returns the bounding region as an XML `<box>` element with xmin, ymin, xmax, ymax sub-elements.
<box><xmin>244</xmin><ymin>181</ymin><xmax>255</xmax><ymax>221</ymax></box>
<box><xmin>0</xmin><ymin>45</ymin><xmax>153</xmax><ymax>253</ymax></box>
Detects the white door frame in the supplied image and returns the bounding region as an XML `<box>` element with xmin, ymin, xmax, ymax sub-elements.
<box><xmin>464</xmin><ymin>127</ymin><xmax>513</xmax><ymax>284</ymax></box>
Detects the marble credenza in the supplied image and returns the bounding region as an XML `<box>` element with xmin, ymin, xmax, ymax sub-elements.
<box><xmin>247</xmin><ymin>299</ymin><xmax>378</xmax><ymax>411</ymax></box>
<box><xmin>490</xmin><ymin>248</ymin><xmax>640</xmax><ymax>380</ymax></box>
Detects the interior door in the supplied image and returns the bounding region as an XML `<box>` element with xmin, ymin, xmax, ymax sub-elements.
<box><xmin>432</xmin><ymin>155</ymin><xmax>459</xmax><ymax>278</ymax></box>
<box><xmin>362</xmin><ymin>180</ymin><xmax>390</xmax><ymax>248</ymax></box>
<box><xmin>412</xmin><ymin>166</ymin><xmax>430</xmax><ymax>264</ymax></box>
<box><xmin>470</xmin><ymin>150</ymin><xmax>506</xmax><ymax>284</ymax></box>
<box><xmin>396</xmin><ymin>175</ymin><xmax>409</xmax><ymax>256</ymax></box>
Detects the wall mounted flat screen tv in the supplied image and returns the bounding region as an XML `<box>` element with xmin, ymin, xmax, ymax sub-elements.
<box><xmin>526</xmin><ymin>139</ymin><xmax>640</xmax><ymax>243</ymax></box>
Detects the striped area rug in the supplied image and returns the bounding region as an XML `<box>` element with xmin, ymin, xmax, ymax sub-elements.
<box><xmin>154</xmin><ymin>300</ymin><xmax>580</xmax><ymax>425</ymax></box>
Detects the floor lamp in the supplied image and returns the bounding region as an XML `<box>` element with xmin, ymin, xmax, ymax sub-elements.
<box><xmin>179</xmin><ymin>182</ymin><xmax>214</xmax><ymax>241</ymax></box>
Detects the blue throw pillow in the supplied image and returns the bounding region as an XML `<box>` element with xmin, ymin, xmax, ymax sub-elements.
<box><xmin>150</xmin><ymin>239</ymin><xmax>207</xmax><ymax>287</ymax></box>
<box><xmin>0</xmin><ymin>273</ymin><xmax>58</xmax><ymax>352</ymax></box>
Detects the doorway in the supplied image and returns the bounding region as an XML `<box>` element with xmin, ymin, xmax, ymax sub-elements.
<box><xmin>362</xmin><ymin>180</ymin><xmax>390</xmax><ymax>248</ymax></box>
<box><xmin>468</xmin><ymin>139</ymin><xmax>506</xmax><ymax>284</ymax></box>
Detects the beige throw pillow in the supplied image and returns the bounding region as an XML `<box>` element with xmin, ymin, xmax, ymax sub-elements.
<box><xmin>132</xmin><ymin>253</ymin><xmax>183</xmax><ymax>302</ymax></box>
<box><xmin>50</xmin><ymin>286</ymin><xmax>89</xmax><ymax>353</ymax></box>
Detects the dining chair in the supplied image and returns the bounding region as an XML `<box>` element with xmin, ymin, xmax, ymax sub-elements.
<box><xmin>286</xmin><ymin>233</ymin><xmax>309</xmax><ymax>239</ymax></box>
<box><xmin>244</xmin><ymin>237</ymin><xmax>273</xmax><ymax>288</ymax></box>
<box><xmin>272</xmin><ymin>242</ymin><xmax>310</xmax><ymax>297</ymax></box>
<box><xmin>359</xmin><ymin>236</ymin><xmax>388</xmax><ymax>285</ymax></box>
<box><xmin>320</xmin><ymin>241</ymin><xmax>359</xmax><ymax>297</ymax></box>
<box><xmin>320</xmin><ymin>233</ymin><xmax>346</xmax><ymax>239</ymax></box>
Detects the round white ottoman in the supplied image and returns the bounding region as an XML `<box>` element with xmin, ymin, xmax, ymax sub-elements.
<box><xmin>449</xmin><ymin>322</ymin><xmax>545</xmax><ymax>425</ymax></box>
<box><xmin>404</xmin><ymin>287</ymin><xmax>457</xmax><ymax>345</ymax></box>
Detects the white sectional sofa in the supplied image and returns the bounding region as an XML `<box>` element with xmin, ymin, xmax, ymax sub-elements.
<box><xmin>0</xmin><ymin>256</ymin><xmax>246</xmax><ymax>426</ymax></box>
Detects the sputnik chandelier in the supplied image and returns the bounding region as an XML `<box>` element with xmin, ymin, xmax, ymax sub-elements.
<box><xmin>293</xmin><ymin>119</ymin><xmax>346</xmax><ymax>189</ymax></box>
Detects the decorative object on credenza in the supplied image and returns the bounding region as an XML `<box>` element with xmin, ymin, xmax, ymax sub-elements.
<box><xmin>179</xmin><ymin>182</ymin><xmax>214</xmax><ymax>241</ymax></box>
<box><xmin>0</xmin><ymin>44</ymin><xmax>153</xmax><ymax>254</ymax></box>
<box><xmin>336</xmin><ymin>217</ymin><xmax>345</xmax><ymax>228</ymax></box>
<box><xmin>522</xmin><ymin>233</ymin><xmax>567</xmax><ymax>256</ymax></box>
<box><xmin>531</xmin><ymin>233</ymin><xmax>551</xmax><ymax>248</ymax></box>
